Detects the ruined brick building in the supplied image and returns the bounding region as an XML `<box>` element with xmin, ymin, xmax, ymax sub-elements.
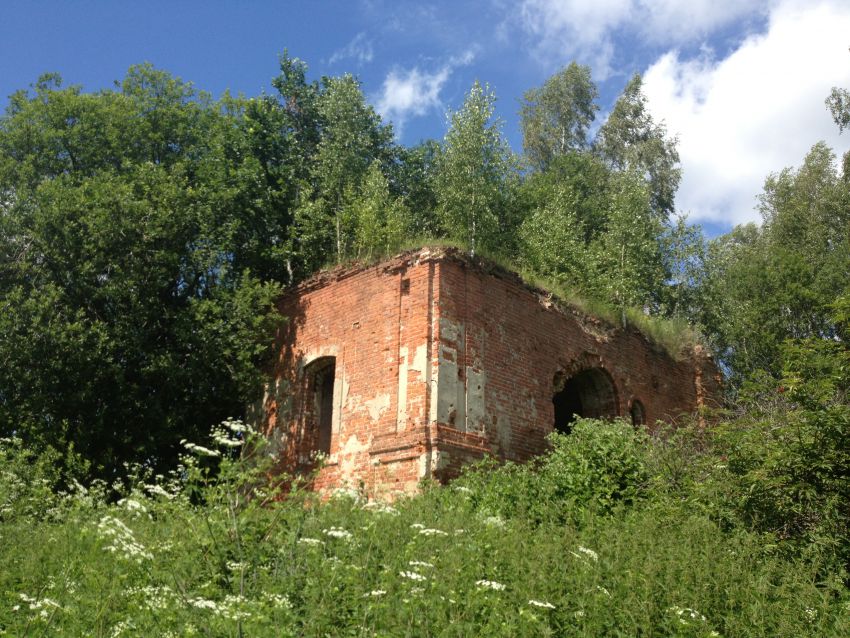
<box><xmin>262</xmin><ymin>247</ymin><xmax>721</xmax><ymax>497</ymax></box>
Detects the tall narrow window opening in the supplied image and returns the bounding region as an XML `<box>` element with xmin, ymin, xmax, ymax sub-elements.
<box><xmin>307</xmin><ymin>357</ymin><xmax>336</xmax><ymax>456</ymax></box>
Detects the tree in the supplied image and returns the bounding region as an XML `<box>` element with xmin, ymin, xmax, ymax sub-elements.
<box><xmin>519</xmin><ymin>63</ymin><xmax>598</xmax><ymax>171</ymax></box>
<box><xmin>595</xmin><ymin>74</ymin><xmax>680</xmax><ymax>219</ymax></box>
<box><xmin>694</xmin><ymin>143</ymin><xmax>850</xmax><ymax>386</ymax></box>
<box><xmin>294</xmin><ymin>74</ymin><xmax>395</xmax><ymax>265</ymax></box>
<box><xmin>348</xmin><ymin>160</ymin><xmax>410</xmax><ymax>259</ymax></box>
<box><xmin>434</xmin><ymin>81</ymin><xmax>517</xmax><ymax>255</ymax></box>
<box><xmin>826</xmin><ymin>86</ymin><xmax>850</xmax><ymax>133</ymax></box>
<box><xmin>587</xmin><ymin>173</ymin><xmax>664</xmax><ymax>311</ymax></box>
<box><xmin>0</xmin><ymin>66</ymin><xmax>283</xmax><ymax>479</ymax></box>
<box><xmin>518</xmin><ymin>185</ymin><xmax>593</xmax><ymax>292</ymax></box>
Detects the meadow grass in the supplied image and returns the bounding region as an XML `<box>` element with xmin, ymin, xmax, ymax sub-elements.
<box><xmin>1</xmin><ymin>420</ymin><xmax>847</xmax><ymax>637</ymax></box>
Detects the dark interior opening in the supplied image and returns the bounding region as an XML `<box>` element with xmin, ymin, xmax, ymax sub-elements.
<box><xmin>309</xmin><ymin>357</ymin><xmax>335</xmax><ymax>455</ymax></box>
<box><xmin>553</xmin><ymin>367</ymin><xmax>618</xmax><ymax>434</ymax></box>
<box><xmin>630</xmin><ymin>400</ymin><xmax>645</xmax><ymax>426</ymax></box>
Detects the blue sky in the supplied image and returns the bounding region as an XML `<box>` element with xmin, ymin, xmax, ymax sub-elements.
<box><xmin>2</xmin><ymin>1</ymin><xmax>849</xmax><ymax>234</ymax></box>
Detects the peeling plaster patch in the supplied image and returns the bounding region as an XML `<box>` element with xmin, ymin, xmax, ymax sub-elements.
<box><xmin>365</xmin><ymin>393</ymin><xmax>392</xmax><ymax>423</ymax></box>
<box><xmin>397</xmin><ymin>346</ymin><xmax>409</xmax><ymax>430</ymax></box>
<box><xmin>435</xmin><ymin>345</ymin><xmax>460</xmax><ymax>426</ymax></box>
<box><xmin>337</xmin><ymin>433</ymin><xmax>371</xmax><ymax>483</ymax></box>
<box><xmin>465</xmin><ymin>367</ymin><xmax>486</xmax><ymax>433</ymax></box>
<box><xmin>439</xmin><ymin>317</ymin><xmax>464</xmax><ymax>345</ymax></box>
<box><xmin>418</xmin><ymin>451</ymin><xmax>431</xmax><ymax>481</ymax></box>
<box><xmin>411</xmin><ymin>343</ymin><xmax>428</xmax><ymax>382</ymax></box>
<box><xmin>335</xmin><ymin>371</ymin><xmax>349</xmax><ymax>434</ymax></box>
<box><xmin>430</xmin><ymin>449</ymin><xmax>447</xmax><ymax>475</ymax></box>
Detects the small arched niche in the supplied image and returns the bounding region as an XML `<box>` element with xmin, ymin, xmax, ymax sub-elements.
<box><xmin>552</xmin><ymin>367</ymin><xmax>618</xmax><ymax>434</ymax></box>
<box><xmin>630</xmin><ymin>399</ymin><xmax>646</xmax><ymax>427</ymax></box>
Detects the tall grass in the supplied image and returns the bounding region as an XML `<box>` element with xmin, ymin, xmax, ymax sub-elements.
<box><xmin>2</xmin><ymin>420</ymin><xmax>847</xmax><ymax>637</ymax></box>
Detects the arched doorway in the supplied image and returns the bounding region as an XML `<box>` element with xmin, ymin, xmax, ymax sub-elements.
<box><xmin>552</xmin><ymin>367</ymin><xmax>618</xmax><ymax>434</ymax></box>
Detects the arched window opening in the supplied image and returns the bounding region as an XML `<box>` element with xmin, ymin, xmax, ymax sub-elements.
<box><xmin>630</xmin><ymin>399</ymin><xmax>646</xmax><ymax>427</ymax></box>
<box><xmin>306</xmin><ymin>357</ymin><xmax>336</xmax><ymax>455</ymax></box>
<box><xmin>552</xmin><ymin>367</ymin><xmax>618</xmax><ymax>434</ymax></box>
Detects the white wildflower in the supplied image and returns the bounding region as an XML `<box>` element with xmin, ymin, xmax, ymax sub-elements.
<box><xmin>528</xmin><ymin>599</ymin><xmax>556</xmax><ymax>609</ymax></box>
<box><xmin>399</xmin><ymin>571</ymin><xmax>427</xmax><ymax>581</ymax></box>
<box><xmin>181</xmin><ymin>440</ymin><xmax>221</xmax><ymax>457</ymax></box>
<box><xmin>128</xmin><ymin>585</ymin><xmax>176</xmax><ymax>611</ymax></box>
<box><xmin>408</xmin><ymin>560</ymin><xmax>434</xmax><ymax>568</ymax></box>
<box><xmin>96</xmin><ymin>515</ymin><xmax>152</xmax><ymax>563</ymax></box>
<box><xmin>223</xmin><ymin>418</ymin><xmax>253</xmax><ymax>434</ymax></box>
<box><xmin>475</xmin><ymin>579</ymin><xmax>506</xmax><ymax>591</ymax></box>
<box><xmin>483</xmin><ymin>515</ymin><xmax>505</xmax><ymax>528</ymax></box>
<box><xmin>418</xmin><ymin>528</ymin><xmax>448</xmax><ymax>536</ymax></box>
<box><xmin>323</xmin><ymin>527</ymin><xmax>353</xmax><ymax>540</ymax></box>
<box><xmin>454</xmin><ymin>529</ymin><xmax>466</xmax><ymax>535</ymax></box>
<box><xmin>118</xmin><ymin>498</ymin><xmax>147</xmax><ymax>514</ymax></box>
<box><xmin>226</xmin><ymin>560</ymin><xmax>245</xmax><ymax>572</ymax></box>
<box><xmin>453</xmin><ymin>485</ymin><xmax>473</xmax><ymax>494</ymax></box>
<box><xmin>263</xmin><ymin>592</ymin><xmax>292</xmax><ymax>608</ymax></box>
<box><xmin>188</xmin><ymin>597</ymin><xmax>219</xmax><ymax>611</ymax></box>
<box><xmin>297</xmin><ymin>537</ymin><xmax>324</xmax><ymax>546</ymax></box>
<box><xmin>596</xmin><ymin>586</ymin><xmax>611</xmax><ymax>596</ymax></box>
<box><xmin>668</xmin><ymin>606</ymin><xmax>707</xmax><ymax>625</ymax></box>
<box><xmin>365</xmin><ymin>590</ymin><xmax>387</xmax><ymax>597</ymax></box>
<box><xmin>576</xmin><ymin>546</ymin><xmax>598</xmax><ymax>562</ymax></box>
<box><xmin>575</xmin><ymin>610</ymin><xmax>586</xmax><ymax>618</ymax></box>
<box><xmin>362</xmin><ymin>502</ymin><xmax>399</xmax><ymax>515</ymax></box>
<box><xmin>804</xmin><ymin>607</ymin><xmax>817</xmax><ymax>620</ymax></box>
<box><xmin>143</xmin><ymin>484</ymin><xmax>174</xmax><ymax>500</ymax></box>
<box><xmin>110</xmin><ymin>620</ymin><xmax>136</xmax><ymax>637</ymax></box>
<box><xmin>330</xmin><ymin>487</ymin><xmax>364</xmax><ymax>503</ymax></box>
<box><xmin>410</xmin><ymin>523</ymin><xmax>425</xmax><ymax>529</ymax></box>
<box><xmin>16</xmin><ymin>593</ymin><xmax>61</xmax><ymax>621</ymax></box>
<box><xmin>211</xmin><ymin>431</ymin><xmax>243</xmax><ymax>448</ymax></box>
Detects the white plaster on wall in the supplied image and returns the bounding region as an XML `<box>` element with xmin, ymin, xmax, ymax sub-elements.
<box><xmin>396</xmin><ymin>345</ymin><xmax>409</xmax><ymax>431</ymax></box>
<box><xmin>337</xmin><ymin>433</ymin><xmax>371</xmax><ymax>484</ymax></box>
<box><xmin>365</xmin><ymin>393</ymin><xmax>392</xmax><ymax>423</ymax></box>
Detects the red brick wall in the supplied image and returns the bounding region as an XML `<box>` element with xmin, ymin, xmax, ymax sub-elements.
<box><xmin>263</xmin><ymin>248</ymin><xmax>722</xmax><ymax>498</ymax></box>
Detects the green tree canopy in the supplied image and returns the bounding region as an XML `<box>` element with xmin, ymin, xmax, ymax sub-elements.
<box><xmin>595</xmin><ymin>74</ymin><xmax>681</xmax><ymax>218</ymax></box>
<box><xmin>519</xmin><ymin>62</ymin><xmax>598</xmax><ymax>171</ymax></box>
<box><xmin>0</xmin><ymin>65</ymin><xmax>284</xmax><ymax>478</ymax></box>
<box><xmin>434</xmin><ymin>81</ymin><xmax>518</xmax><ymax>255</ymax></box>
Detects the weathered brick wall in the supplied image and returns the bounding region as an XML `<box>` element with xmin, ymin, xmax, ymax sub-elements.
<box><xmin>428</xmin><ymin>252</ymin><xmax>722</xmax><ymax>480</ymax></box>
<box><xmin>263</xmin><ymin>247</ymin><xmax>722</xmax><ymax>498</ymax></box>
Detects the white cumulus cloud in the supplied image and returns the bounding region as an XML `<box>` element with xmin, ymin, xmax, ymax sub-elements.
<box><xmin>642</xmin><ymin>0</ymin><xmax>850</xmax><ymax>225</ymax></box>
<box><xmin>375</xmin><ymin>50</ymin><xmax>476</xmax><ymax>135</ymax></box>
<box><xmin>517</xmin><ymin>0</ymin><xmax>769</xmax><ymax>77</ymax></box>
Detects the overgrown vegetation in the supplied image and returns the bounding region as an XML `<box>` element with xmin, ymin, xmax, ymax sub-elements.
<box><xmin>2</xmin><ymin>377</ymin><xmax>848</xmax><ymax>636</ymax></box>
<box><xmin>1</xmin><ymin>49</ymin><xmax>850</xmax><ymax>633</ymax></box>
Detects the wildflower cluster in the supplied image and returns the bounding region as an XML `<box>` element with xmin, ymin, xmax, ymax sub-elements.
<box><xmin>13</xmin><ymin>593</ymin><xmax>62</xmax><ymax>622</ymax></box>
<box><xmin>211</xmin><ymin>418</ymin><xmax>253</xmax><ymax>449</ymax></box>
<box><xmin>323</xmin><ymin>526</ymin><xmax>353</xmax><ymax>540</ymax></box>
<box><xmin>96</xmin><ymin>515</ymin><xmax>153</xmax><ymax>563</ymax></box>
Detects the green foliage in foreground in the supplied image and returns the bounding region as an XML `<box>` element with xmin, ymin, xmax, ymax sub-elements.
<box><xmin>2</xmin><ymin>411</ymin><xmax>849</xmax><ymax>637</ymax></box>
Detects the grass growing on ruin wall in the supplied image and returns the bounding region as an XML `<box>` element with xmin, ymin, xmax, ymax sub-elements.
<box><xmin>2</xmin><ymin>415</ymin><xmax>848</xmax><ymax>637</ymax></box>
<box><xmin>326</xmin><ymin>239</ymin><xmax>703</xmax><ymax>360</ymax></box>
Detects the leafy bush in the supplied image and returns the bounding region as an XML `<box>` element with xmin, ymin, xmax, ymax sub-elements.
<box><xmin>456</xmin><ymin>418</ymin><xmax>650</xmax><ymax>525</ymax></box>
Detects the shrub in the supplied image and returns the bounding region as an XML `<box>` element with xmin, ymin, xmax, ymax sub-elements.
<box><xmin>458</xmin><ymin>418</ymin><xmax>650</xmax><ymax>524</ymax></box>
